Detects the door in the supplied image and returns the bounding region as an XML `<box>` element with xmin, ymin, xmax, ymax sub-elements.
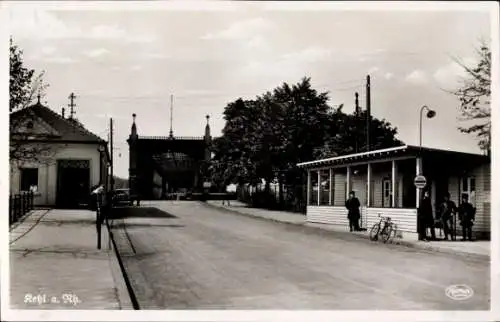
<box><xmin>56</xmin><ymin>160</ymin><xmax>90</xmax><ymax>209</ymax></box>
<box><xmin>382</xmin><ymin>178</ymin><xmax>392</xmax><ymax>207</ymax></box>
<box><xmin>434</xmin><ymin>176</ymin><xmax>449</xmax><ymax>207</ymax></box>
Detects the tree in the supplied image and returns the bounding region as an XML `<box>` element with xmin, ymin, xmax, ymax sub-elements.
<box><xmin>211</xmin><ymin>76</ymin><xmax>404</xmax><ymax>210</ymax></box>
<box><xmin>10</xmin><ymin>38</ymin><xmax>48</xmax><ymax>112</ymax></box>
<box><xmin>10</xmin><ymin>38</ymin><xmax>53</xmax><ymax>166</ymax></box>
<box><xmin>452</xmin><ymin>42</ymin><xmax>491</xmax><ymax>154</ymax></box>
<box><xmin>316</xmin><ymin>109</ymin><xmax>404</xmax><ymax>159</ymax></box>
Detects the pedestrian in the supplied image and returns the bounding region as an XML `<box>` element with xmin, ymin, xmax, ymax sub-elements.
<box><xmin>458</xmin><ymin>193</ymin><xmax>475</xmax><ymax>241</ymax></box>
<box><xmin>438</xmin><ymin>192</ymin><xmax>457</xmax><ymax>241</ymax></box>
<box><xmin>417</xmin><ymin>189</ymin><xmax>436</xmax><ymax>241</ymax></box>
<box><xmin>345</xmin><ymin>191</ymin><xmax>360</xmax><ymax>232</ymax></box>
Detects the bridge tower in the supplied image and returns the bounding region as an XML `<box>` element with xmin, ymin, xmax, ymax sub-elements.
<box><xmin>128</xmin><ymin>113</ymin><xmax>139</xmax><ymax>199</ymax></box>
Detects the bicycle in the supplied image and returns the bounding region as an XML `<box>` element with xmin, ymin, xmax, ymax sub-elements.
<box><xmin>369</xmin><ymin>213</ymin><xmax>394</xmax><ymax>243</ymax></box>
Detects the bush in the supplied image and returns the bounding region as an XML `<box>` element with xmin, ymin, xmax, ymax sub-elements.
<box><xmin>251</xmin><ymin>191</ymin><xmax>279</xmax><ymax>209</ymax></box>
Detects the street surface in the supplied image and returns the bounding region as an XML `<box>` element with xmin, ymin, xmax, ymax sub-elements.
<box><xmin>109</xmin><ymin>201</ymin><xmax>490</xmax><ymax>310</ymax></box>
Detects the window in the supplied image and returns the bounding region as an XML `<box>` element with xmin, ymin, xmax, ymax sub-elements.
<box><xmin>461</xmin><ymin>176</ymin><xmax>476</xmax><ymax>206</ymax></box>
<box><xmin>20</xmin><ymin>168</ymin><xmax>38</xmax><ymax>192</ymax></box>
<box><xmin>382</xmin><ymin>178</ymin><xmax>393</xmax><ymax>207</ymax></box>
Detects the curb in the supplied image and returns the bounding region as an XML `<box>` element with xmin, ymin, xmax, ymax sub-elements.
<box><xmin>105</xmin><ymin>218</ymin><xmax>140</xmax><ymax>310</ymax></box>
<box><xmin>204</xmin><ymin>202</ymin><xmax>489</xmax><ymax>261</ymax></box>
<box><xmin>104</xmin><ymin>225</ymin><xmax>134</xmax><ymax>310</ymax></box>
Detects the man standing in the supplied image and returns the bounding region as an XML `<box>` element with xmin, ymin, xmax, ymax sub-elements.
<box><xmin>345</xmin><ymin>191</ymin><xmax>360</xmax><ymax>232</ymax></box>
<box><xmin>439</xmin><ymin>192</ymin><xmax>457</xmax><ymax>241</ymax></box>
<box><xmin>458</xmin><ymin>193</ymin><xmax>475</xmax><ymax>241</ymax></box>
<box><xmin>418</xmin><ymin>190</ymin><xmax>436</xmax><ymax>241</ymax></box>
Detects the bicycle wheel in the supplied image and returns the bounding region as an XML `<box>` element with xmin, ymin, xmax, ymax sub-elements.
<box><xmin>387</xmin><ymin>224</ymin><xmax>398</xmax><ymax>243</ymax></box>
<box><xmin>381</xmin><ymin>223</ymin><xmax>393</xmax><ymax>243</ymax></box>
<box><xmin>369</xmin><ymin>223</ymin><xmax>381</xmax><ymax>241</ymax></box>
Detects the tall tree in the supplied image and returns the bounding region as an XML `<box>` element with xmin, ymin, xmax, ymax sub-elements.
<box><xmin>316</xmin><ymin>109</ymin><xmax>404</xmax><ymax>159</ymax></box>
<box><xmin>452</xmin><ymin>42</ymin><xmax>491</xmax><ymax>154</ymax></box>
<box><xmin>10</xmin><ymin>38</ymin><xmax>53</xmax><ymax>166</ymax></box>
<box><xmin>10</xmin><ymin>38</ymin><xmax>48</xmax><ymax>112</ymax></box>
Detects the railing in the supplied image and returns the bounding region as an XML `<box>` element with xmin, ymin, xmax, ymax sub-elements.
<box><xmin>9</xmin><ymin>191</ymin><xmax>35</xmax><ymax>225</ymax></box>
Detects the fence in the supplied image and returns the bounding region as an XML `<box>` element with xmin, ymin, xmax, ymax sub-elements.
<box><xmin>9</xmin><ymin>191</ymin><xmax>35</xmax><ymax>225</ymax></box>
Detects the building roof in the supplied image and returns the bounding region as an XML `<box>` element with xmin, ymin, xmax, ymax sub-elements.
<box><xmin>10</xmin><ymin>101</ymin><xmax>106</xmax><ymax>144</ymax></box>
<box><xmin>296</xmin><ymin>145</ymin><xmax>489</xmax><ymax>169</ymax></box>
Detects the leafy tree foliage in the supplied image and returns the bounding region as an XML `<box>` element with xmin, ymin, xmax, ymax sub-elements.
<box><xmin>452</xmin><ymin>42</ymin><xmax>491</xmax><ymax>153</ymax></box>
<box><xmin>209</xmin><ymin>77</ymin><xmax>404</xmax><ymax>208</ymax></box>
<box><xmin>10</xmin><ymin>38</ymin><xmax>48</xmax><ymax>112</ymax></box>
<box><xmin>10</xmin><ymin>38</ymin><xmax>53</xmax><ymax>165</ymax></box>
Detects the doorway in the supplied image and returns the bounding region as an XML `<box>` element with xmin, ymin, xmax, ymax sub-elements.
<box><xmin>56</xmin><ymin>160</ymin><xmax>91</xmax><ymax>209</ymax></box>
<box><xmin>382</xmin><ymin>178</ymin><xmax>392</xmax><ymax>207</ymax></box>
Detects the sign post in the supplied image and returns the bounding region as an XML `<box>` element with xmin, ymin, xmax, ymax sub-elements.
<box><xmin>414</xmin><ymin>175</ymin><xmax>427</xmax><ymax>189</ymax></box>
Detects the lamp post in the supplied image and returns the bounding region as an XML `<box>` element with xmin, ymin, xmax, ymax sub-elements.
<box><xmin>419</xmin><ymin>105</ymin><xmax>436</xmax><ymax>148</ymax></box>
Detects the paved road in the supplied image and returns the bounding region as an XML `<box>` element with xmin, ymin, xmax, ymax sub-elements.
<box><xmin>109</xmin><ymin>201</ymin><xmax>490</xmax><ymax>310</ymax></box>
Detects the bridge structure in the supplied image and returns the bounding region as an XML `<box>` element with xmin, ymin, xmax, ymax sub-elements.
<box><xmin>127</xmin><ymin>113</ymin><xmax>216</xmax><ymax>200</ymax></box>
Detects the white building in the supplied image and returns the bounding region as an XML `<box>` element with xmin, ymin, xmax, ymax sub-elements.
<box><xmin>297</xmin><ymin>145</ymin><xmax>491</xmax><ymax>239</ymax></box>
<box><xmin>10</xmin><ymin>100</ymin><xmax>111</xmax><ymax>208</ymax></box>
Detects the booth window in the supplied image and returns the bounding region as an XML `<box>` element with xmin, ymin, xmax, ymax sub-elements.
<box><xmin>320</xmin><ymin>170</ymin><xmax>330</xmax><ymax>205</ymax></box>
<box><xmin>461</xmin><ymin>176</ymin><xmax>476</xmax><ymax>206</ymax></box>
<box><xmin>20</xmin><ymin>168</ymin><xmax>38</xmax><ymax>192</ymax></box>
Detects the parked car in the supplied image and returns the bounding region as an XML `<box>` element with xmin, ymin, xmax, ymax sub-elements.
<box><xmin>112</xmin><ymin>188</ymin><xmax>133</xmax><ymax>206</ymax></box>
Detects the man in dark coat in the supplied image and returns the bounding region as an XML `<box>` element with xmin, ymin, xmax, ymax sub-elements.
<box><xmin>458</xmin><ymin>193</ymin><xmax>475</xmax><ymax>241</ymax></box>
<box><xmin>417</xmin><ymin>190</ymin><xmax>436</xmax><ymax>241</ymax></box>
<box><xmin>345</xmin><ymin>191</ymin><xmax>360</xmax><ymax>232</ymax></box>
<box><xmin>438</xmin><ymin>192</ymin><xmax>457</xmax><ymax>241</ymax></box>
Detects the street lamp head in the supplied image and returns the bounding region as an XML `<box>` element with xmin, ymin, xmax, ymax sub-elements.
<box><xmin>426</xmin><ymin>110</ymin><xmax>436</xmax><ymax>118</ymax></box>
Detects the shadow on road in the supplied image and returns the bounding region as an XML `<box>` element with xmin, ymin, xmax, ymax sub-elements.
<box><xmin>108</xmin><ymin>206</ymin><xmax>179</xmax><ymax>219</ymax></box>
<box><xmin>111</xmin><ymin>223</ymin><xmax>185</xmax><ymax>229</ymax></box>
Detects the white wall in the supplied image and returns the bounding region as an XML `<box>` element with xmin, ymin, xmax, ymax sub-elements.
<box><xmin>10</xmin><ymin>143</ymin><xmax>101</xmax><ymax>206</ymax></box>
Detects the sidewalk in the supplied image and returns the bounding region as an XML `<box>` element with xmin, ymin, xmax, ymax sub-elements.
<box><xmin>206</xmin><ymin>200</ymin><xmax>490</xmax><ymax>259</ymax></box>
<box><xmin>9</xmin><ymin>208</ymin><xmax>133</xmax><ymax>310</ymax></box>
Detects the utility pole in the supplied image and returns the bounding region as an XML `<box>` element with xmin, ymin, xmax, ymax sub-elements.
<box><xmin>110</xmin><ymin>118</ymin><xmax>114</xmax><ymax>191</ymax></box>
<box><xmin>169</xmin><ymin>94</ymin><xmax>174</xmax><ymax>138</ymax></box>
<box><xmin>68</xmin><ymin>92</ymin><xmax>77</xmax><ymax>119</ymax></box>
<box><xmin>355</xmin><ymin>92</ymin><xmax>360</xmax><ymax>153</ymax></box>
<box><xmin>366</xmin><ymin>75</ymin><xmax>371</xmax><ymax>152</ymax></box>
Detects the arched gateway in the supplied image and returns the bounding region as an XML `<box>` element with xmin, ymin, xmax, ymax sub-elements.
<box><xmin>127</xmin><ymin>114</ymin><xmax>214</xmax><ymax>200</ymax></box>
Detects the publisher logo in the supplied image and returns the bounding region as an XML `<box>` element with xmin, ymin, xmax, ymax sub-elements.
<box><xmin>445</xmin><ymin>284</ymin><xmax>474</xmax><ymax>301</ymax></box>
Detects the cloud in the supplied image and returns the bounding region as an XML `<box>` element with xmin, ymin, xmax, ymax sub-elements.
<box><xmin>131</xmin><ymin>65</ymin><xmax>142</xmax><ymax>71</ymax></box>
<box><xmin>142</xmin><ymin>52</ymin><xmax>170</xmax><ymax>60</ymax></box>
<box><xmin>405</xmin><ymin>69</ymin><xmax>428</xmax><ymax>84</ymax></box>
<box><xmin>384</xmin><ymin>72</ymin><xmax>395</xmax><ymax>80</ymax></box>
<box><xmin>202</xmin><ymin>17</ymin><xmax>272</xmax><ymax>41</ymax></box>
<box><xmin>282</xmin><ymin>47</ymin><xmax>333</xmax><ymax>62</ymax></box>
<box><xmin>84</xmin><ymin>48</ymin><xmax>111</xmax><ymax>58</ymax></box>
<box><xmin>40</xmin><ymin>46</ymin><xmax>56</xmax><ymax>55</ymax></box>
<box><xmin>368</xmin><ymin>66</ymin><xmax>380</xmax><ymax>74</ymax></box>
<box><xmin>433</xmin><ymin>57</ymin><xmax>476</xmax><ymax>87</ymax></box>
<box><xmin>9</xmin><ymin>7</ymin><xmax>156</xmax><ymax>43</ymax></box>
<box><xmin>43</xmin><ymin>56</ymin><xmax>77</xmax><ymax>64</ymax></box>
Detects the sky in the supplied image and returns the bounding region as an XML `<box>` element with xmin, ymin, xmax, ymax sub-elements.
<box><xmin>5</xmin><ymin>1</ymin><xmax>493</xmax><ymax>178</ymax></box>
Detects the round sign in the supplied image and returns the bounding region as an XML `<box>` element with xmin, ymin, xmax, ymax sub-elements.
<box><xmin>414</xmin><ymin>175</ymin><xmax>427</xmax><ymax>188</ymax></box>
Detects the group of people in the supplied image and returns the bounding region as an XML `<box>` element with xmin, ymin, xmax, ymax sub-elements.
<box><xmin>418</xmin><ymin>190</ymin><xmax>476</xmax><ymax>242</ymax></box>
<box><xmin>345</xmin><ymin>190</ymin><xmax>476</xmax><ymax>241</ymax></box>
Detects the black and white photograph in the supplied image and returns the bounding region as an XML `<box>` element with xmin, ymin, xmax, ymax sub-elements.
<box><xmin>2</xmin><ymin>1</ymin><xmax>498</xmax><ymax>321</ymax></box>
